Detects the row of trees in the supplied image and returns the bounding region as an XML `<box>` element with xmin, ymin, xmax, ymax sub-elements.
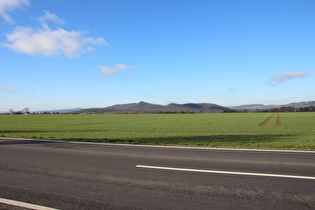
<box><xmin>257</xmin><ymin>106</ymin><xmax>315</xmax><ymax>113</ymax></box>
<box><xmin>9</xmin><ymin>108</ymin><xmax>30</xmax><ymax>114</ymax></box>
<box><xmin>224</xmin><ymin>106</ymin><xmax>315</xmax><ymax>113</ymax></box>
<box><xmin>7</xmin><ymin>105</ymin><xmax>315</xmax><ymax>115</ymax></box>
<box><xmin>7</xmin><ymin>108</ymin><xmax>65</xmax><ymax>115</ymax></box>
<box><xmin>223</xmin><ymin>109</ymin><xmax>249</xmax><ymax>113</ymax></box>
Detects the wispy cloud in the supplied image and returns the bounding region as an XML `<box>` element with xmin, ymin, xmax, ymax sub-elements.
<box><xmin>37</xmin><ymin>10</ymin><xmax>65</xmax><ymax>30</ymax></box>
<box><xmin>98</xmin><ymin>64</ymin><xmax>137</xmax><ymax>77</ymax></box>
<box><xmin>269</xmin><ymin>72</ymin><xmax>308</xmax><ymax>86</ymax></box>
<box><xmin>0</xmin><ymin>11</ymin><xmax>106</xmax><ymax>57</ymax></box>
<box><xmin>0</xmin><ymin>0</ymin><xmax>29</xmax><ymax>23</ymax></box>
<box><xmin>1</xmin><ymin>87</ymin><xmax>23</xmax><ymax>92</ymax></box>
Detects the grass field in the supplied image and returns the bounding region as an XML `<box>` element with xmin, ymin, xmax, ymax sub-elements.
<box><xmin>0</xmin><ymin>113</ymin><xmax>314</xmax><ymax>150</ymax></box>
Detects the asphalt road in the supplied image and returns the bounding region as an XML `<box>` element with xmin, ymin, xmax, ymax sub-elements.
<box><xmin>1</xmin><ymin>138</ymin><xmax>315</xmax><ymax>209</ymax></box>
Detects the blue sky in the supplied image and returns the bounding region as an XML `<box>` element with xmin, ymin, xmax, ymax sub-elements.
<box><xmin>0</xmin><ymin>0</ymin><xmax>314</xmax><ymax>111</ymax></box>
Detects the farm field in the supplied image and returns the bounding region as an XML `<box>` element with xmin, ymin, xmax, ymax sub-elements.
<box><xmin>0</xmin><ymin>112</ymin><xmax>314</xmax><ymax>150</ymax></box>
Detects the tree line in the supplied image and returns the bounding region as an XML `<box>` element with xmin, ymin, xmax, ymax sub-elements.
<box><xmin>224</xmin><ymin>105</ymin><xmax>315</xmax><ymax>113</ymax></box>
<box><xmin>8</xmin><ymin>108</ymin><xmax>30</xmax><ymax>115</ymax></box>
<box><xmin>256</xmin><ymin>105</ymin><xmax>315</xmax><ymax>112</ymax></box>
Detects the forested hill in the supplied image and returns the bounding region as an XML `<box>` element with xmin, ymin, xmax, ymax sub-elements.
<box><xmin>7</xmin><ymin>101</ymin><xmax>314</xmax><ymax>114</ymax></box>
<box><xmin>73</xmin><ymin>101</ymin><xmax>228</xmax><ymax>114</ymax></box>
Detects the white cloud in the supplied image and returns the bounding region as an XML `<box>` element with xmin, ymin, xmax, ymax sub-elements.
<box><xmin>1</xmin><ymin>87</ymin><xmax>23</xmax><ymax>92</ymax></box>
<box><xmin>0</xmin><ymin>11</ymin><xmax>107</xmax><ymax>57</ymax></box>
<box><xmin>0</xmin><ymin>0</ymin><xmax>29</xmax><ymax>23</ymax></box>
<box><xmin>37</xmin><ymin>10</ymin><xmax>64</xmax><ymax>24</ymax></box>
<box><xmin>37</xmin><ymin>10</ymin><xmax>65</xmax><ymax>30</ymax></box>
<box><xmin>98</xmin><ymin>64</ymin><xmax>137</xmax><ymax>77</ymax></box>
<box><xmin>269</xmin><ymin>72</ymin><xmax>309</xmax><ymax>86</ymax></box>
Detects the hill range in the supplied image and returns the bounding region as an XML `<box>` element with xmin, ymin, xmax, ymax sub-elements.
<box><xmin>72</xmin><ymin>101</ymin><xmax>315</xmax><ymax>114</ymax></box>
<box><xmin>73</xmin><ymin>101</ymin><xmax>227</xmax><ymax>114</ymax></box>
<box><xmin>230</xmin><ymin>101</ymin><xmax>315</xmax><ymax>112</ymax></box>
<box><xmin>3</xmin><ymin>101</ymin><xmax>313</xmax><ymax>114</ymax></box>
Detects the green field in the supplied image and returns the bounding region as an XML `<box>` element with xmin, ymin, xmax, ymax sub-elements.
<box><xmin>1</xmin><ymin>113</ymin><xmax>315</xmax><ymax>150</ymax></box>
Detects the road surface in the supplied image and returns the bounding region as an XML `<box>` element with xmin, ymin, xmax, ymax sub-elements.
<box><xmin>1</xmin><ymin>138</ymin><xmax>315</xmax><ymax>209</ymax></box>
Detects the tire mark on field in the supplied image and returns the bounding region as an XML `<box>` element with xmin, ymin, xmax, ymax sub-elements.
<box><xmin>260</xmin><ymin>114</ymin><xmax>276</xmax><ymax>126</ymax></box>
<box><xmin>276</xmin><ymin>113</ymin><xmax>282</xmax><ymax>126</ymax></box>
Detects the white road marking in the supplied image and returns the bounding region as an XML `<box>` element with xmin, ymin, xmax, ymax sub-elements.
<box><xmin>136</xmin><ymin>165</ymin><xmax>315</xmax><ymax>180</ymax></box>
<box><xmin>0</xmin><ymin>198</ymin><xmax>59</xmax><ymax>210</ymax></box>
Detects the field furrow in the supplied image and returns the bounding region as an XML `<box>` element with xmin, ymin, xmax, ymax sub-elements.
<box><xmin>276</xmin><ymin>114</ymin><xmax>282</xmax><ymax>126</ymax></box>
<box><xmin>260</xmin><ymin>114</ymin><xmax>275</xmax><ymax>126</ymax></box>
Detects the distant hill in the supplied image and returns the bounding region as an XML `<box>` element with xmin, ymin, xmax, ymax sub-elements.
<box><xmin>230</xmin><ymin>104</ymin><xmax>279</xmax><ymax>111</ymax></box>
<box><xmin>108</xmin><ymin>101</ymin><xmax>165</xmax><ymax>112</ymax></box>
<box><xmin>74</xmin><ymin>101</ymin><xmax>228</xmax><ymax>114</ymax></box>
<box><xmin>72</xmin><ymin>101</ymin><xmax>315</xmax><ymax>114</ymax></box>
<box><xmin>2</xmin><ymin>101</ymin><xmax>313</xmax><ymax>114</ymax></box>
<box><xmin>33</xmin><ymin>108</ymin><xmax>83</xmax><ymax>113</ymax></box>
<box><xmin>165</xmin><ymin>103</ymin><xmax>227</xmax><ymax>113</ymax></box>
<box><xmin>232</xmin><ymin>101</ymin><xmax>315</xmax><ymax>112</ymax></box>
<box><xmin>286</xmin><ymin>101</ymin><xmax>315</xmax><ymax>107</ymax></box>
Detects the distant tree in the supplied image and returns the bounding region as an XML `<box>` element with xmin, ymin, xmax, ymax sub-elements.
<box><xmin>9</xmin><ymin>108</ymin><xmax>14</xmax><ymax>114</ymax></box>
<box><xmin>23</xmin><ymin>107</ymin><xmax>30</xmax><ymax>114</ymax></box>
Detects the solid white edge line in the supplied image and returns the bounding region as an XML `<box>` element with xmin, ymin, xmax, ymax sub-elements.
<box><xmin>0</xmin><ymin>198</ymin><xmax>59</xmax><ymax>210</ymax></box>
<box><xmin>1</xmin><ymin>137</ymin><xmax>315</xmax><ymax>153</ymax></box>
<box><xmin>136</xmin><ymin>165</ymin><xmax>315</xmax><ymax>180</ymax></box>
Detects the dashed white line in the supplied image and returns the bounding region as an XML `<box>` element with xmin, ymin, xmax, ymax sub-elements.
<box><xmin>136</xmin><ymin>165</ymin><xmax>315</xmax><ymax>180</ymax></box>
<box><xmin>0</xmin><ymin>198</ymin><xmax>58</xmax><ymax>210</ymax></box>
